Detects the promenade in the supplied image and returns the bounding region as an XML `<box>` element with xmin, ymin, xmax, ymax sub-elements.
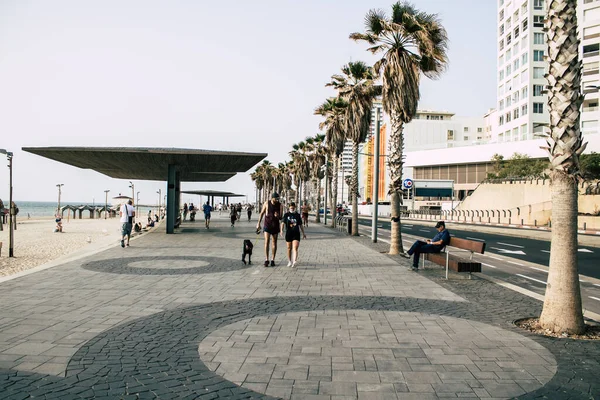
<box><xmin>0</xmin><ymin>216</ymin><xmax>598</xmax><ymax>399</ymax></box>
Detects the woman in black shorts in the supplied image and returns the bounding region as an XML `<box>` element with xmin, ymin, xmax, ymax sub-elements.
<box><xmin>281</xmin><ymin>202</ymin><xmax>306</xmax><ymax>268</ymax></box>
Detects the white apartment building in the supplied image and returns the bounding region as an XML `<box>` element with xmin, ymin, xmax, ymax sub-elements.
<box><xmin>496</xmin><ymin>0</ymin><xmax>600</xmax><ymax>142</ymax></box>
<box><xmin>406</xmin><ymin>110</ymin><xmax>486</xmax><ymax>151</ymax></box>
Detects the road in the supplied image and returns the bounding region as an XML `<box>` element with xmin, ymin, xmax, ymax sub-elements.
<box><xmin>356</xmin><ymin>216</ymin><xmax>600</xmax><ymax>318</ymax></box>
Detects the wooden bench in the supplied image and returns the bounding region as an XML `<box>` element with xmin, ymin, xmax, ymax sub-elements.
<box><xmin>423</xmin><ymin>237</ymin><xmax>486</xmax><ymax>279</ymax></box>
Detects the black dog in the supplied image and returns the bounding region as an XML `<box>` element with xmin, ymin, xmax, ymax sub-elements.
<box><xmin>242</xmin><ymin>240</ymin><xmax>253</xmax><ymax>265</ymax></box>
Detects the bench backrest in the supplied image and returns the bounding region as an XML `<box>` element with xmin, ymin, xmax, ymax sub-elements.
<box><xmin>448</xmin><ymin>237</ymin><xmax>486</xmax><ymax>254</ymax></box>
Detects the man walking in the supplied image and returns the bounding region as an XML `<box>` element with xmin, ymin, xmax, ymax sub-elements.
<box><xmin>256</xmin><ymin>192</ymin><xmax>284</xmax><ymax>267</ymax></box>
<box><xmin>202</xmin><ymin>201</ymin><xmax>212</xmax><ymax>229</ymax></box>
<box><xmin>407</xmin><ymin>221</ymin><xmax>450</xmax><ymax>270</ymax></box>
<box><xmin>120</xmin><ymin>199</ymin><xmax>136</xmax><ymax>248</ymax></box>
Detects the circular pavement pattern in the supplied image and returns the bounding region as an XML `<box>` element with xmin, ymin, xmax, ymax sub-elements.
<box><xmin>198</xmin><ymin>310</ymin><xmax>557</xmax><ymax>399</ymax></box>
<box><xmin>81</xmin><ymin>255</ymin><xmax>253</xmax><ymax>275</ymax></box>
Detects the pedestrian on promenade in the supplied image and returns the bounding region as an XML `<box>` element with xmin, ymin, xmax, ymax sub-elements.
<box><xmin>230</xmin><ymin>205</ymin><xmax>237</xmax><ymax>227</ymax></box>
<box><xmin>183</xmin><ymin>203</ymin><xmax>188</xmax><ymax>221</ymax></box>
<box><xmin>407</xmin><ymin>221</ymin><xmax>450</xmax><ymax>270</ymax></box>
<box><xmin>281</xmin><ymin>202</ymin><xmax>306</xmax><ymax>268</ymax></box>
<box><xmin>247</xmin><ymin>204</ymin><xmax>253</xmax><ymax>221</ymax></box>
<box><xmin>203</xmin><ymin>201</ymin><xmax>212</xmax><ymax>229</ymax></box>
<box><xmin>257</xmin><ymin>192</ymin><xmax>284</xmax><ymax>267</ymax></box>
<box><xmin>301</xmin><ymin>201</ymin><xmax>310</xmax><ymax>227</ymax></box>
<box><xmin>119</xmin><ymin>199</ymin><xmax>136</xmax><ymax>248</ymax></box>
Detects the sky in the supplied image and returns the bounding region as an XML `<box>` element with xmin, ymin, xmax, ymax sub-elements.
<box><xmin>0</xmin><ymin>0</ymin><xmax>497</xmax><ymax>204</ymax></box>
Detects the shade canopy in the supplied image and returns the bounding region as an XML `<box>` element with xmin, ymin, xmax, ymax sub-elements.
<box><xmin>181</xmin><ymin>190</ymin><xmax>245</xmax><ymax>197</ymax></box>
<box><xmin>22</xmin><ymin>147</ymin><xmax>267</xmax><ymax>182</ymax></box>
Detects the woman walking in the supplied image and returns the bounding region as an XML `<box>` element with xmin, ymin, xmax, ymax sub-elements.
<box><xmin>281</xmin><ymin>202</ymin><xmax>306</xmax><ymax>268</ymax></box>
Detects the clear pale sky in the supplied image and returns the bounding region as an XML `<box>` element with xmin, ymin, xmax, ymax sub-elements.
<box><xmin>0</xmin><ymin>0</ymin><xmax>496</xmax><ymax>204</ymax></box>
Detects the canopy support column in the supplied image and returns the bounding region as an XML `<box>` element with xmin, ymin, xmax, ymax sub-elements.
<box><xmin>167</xmin><ymin>164</ymin><xmax>176</xmax><ymax>234</ymax></box>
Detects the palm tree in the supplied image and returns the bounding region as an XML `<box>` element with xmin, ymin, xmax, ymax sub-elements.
<box><xmin>290</xmin><ymin>141</ymin><xmax>310</xmax><ymax>207</ymax></box>
<box><xmin>539</xmin><ymin>0</ymin><xmax>585</xmax><ymax>335</ymax></box>
<box><xmin>327</xmin><ymin>61</ymin><xmax>381</xmax><ymax>236</ymax></box>
<box><xmin>315</xmin><ymin>97</ymin><xmax>348</xmax><ymax>227</ymax></box>
<box><xmin>308</xmin><ymin>134</ymin><xmax>327</xmax><ymax>223</ymax></box>
<box><xmin>351</xmin><ymin>2</ymin><xmax>448</xmax><ymax>253</ymax></box>
<box><xmin>250</xmin><ymin>171</ymin><xmax>264</xmax><ymax>207</ymax></box>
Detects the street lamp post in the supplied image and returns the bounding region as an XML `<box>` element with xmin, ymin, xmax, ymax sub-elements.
<box><xmin>157</xmin><ymin>189</ymin><xmax>161</xmax><ymax>218</ymax></box>
<box><xmin>136</xmin><ymin>191</ymin><xmax>140</xmax><ymax>218</ymax></box>
<box><xmin>372</xmin><ymin>108</ymin><xmax>381</xmax><ymax>243</ymax></box>
<box><xmin>56</xmin><ymin>184</ymin><xmax>64</xmax><ymax>216</ymax></box>
<box><xmin>104</xmin><ymin>190</ymin><xmax>110</xmax><ymax>219</ymax></box>
<box><xmin>0</xmin><ymin>149</ymin><xmax>14</xmax><ymax>257</ymax></box>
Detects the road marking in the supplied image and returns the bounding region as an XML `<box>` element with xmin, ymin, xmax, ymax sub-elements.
<box><xmin>490</xmin><ymin>247</ymin><xmax>527</xmax><ymax>255</ymax></box>
<box><xmin>467</xmin><ymin>237</ymin><xmax>485</xmax><ymax>241</ymax></box>
<box><xmin>488</xmin><ymin>256</ymin><xmax>503</xmax><ymax>261</ymax></box>
<box><xmin>516</xmin><ymin>274</ymin><xmax>547</xmax><ymax>285</ymax></box>
<box><xmin>578</xmin><ymin>249</ymin><xmax>593</xmax><ymax>253</ymax></box>
<box><xmin>590</xmin><ymin>297</ymin><xmax>600</xmax><ymax>302</ymax></box>
<box><xmin>530</xmin><ymin>267</ymin><xmax>548</xmax><ymax>273</ymax></box>
<box><xmin>419</xmin><ymin>229</ymin><xmax>430</xmax><ymax>233</ymax></box>
<box><xmin>497</xmin><ymin>242</ymin><xmax>525</xmax><ymax>248</ymax></box>
<box><xmin>507</xmin><ymin>260</ymin><xmax>525</xmax><ymax>266</ymax></box>
<box><xmin>594</xmin><ymin>284</ymin><xmax>600</xmax><ymax>288</ymax></box>
<box><xmin>481</xmin><ymin>263</ymin><xmax>498</xmax><ymax>269</ymax></box>
<box><xmin>541</xmin><ymin>250</ymin><xmax>550</xmax><ymax>253</ymax></box>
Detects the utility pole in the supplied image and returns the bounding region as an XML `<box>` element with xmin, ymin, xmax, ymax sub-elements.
<box><xmin>136</xmin><ymin>191</ymin><xmax>140</xmax><ymax>218</ymax></box>
<box><xmin>372</xmin><ymin>108</ymin><xmax>381</xmax><ymax>243</ymax></box>
<box><xmin>104</xmin><ymin>190</ymin><xmax>110</xmax><ymax>219</ymax></box>
<box><xmin>56</xmin><ymin>184</ymin><xmax>64</xmax><ymax>215</ymax></box>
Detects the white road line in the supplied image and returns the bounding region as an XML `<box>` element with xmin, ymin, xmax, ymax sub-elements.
<box><xmin>578</xmin><ymin>249</ymin><xmax>593</xmax><ymax>253</ymax></box>
<box><xmin>481</xmin><ymin>263</ymin><xmax>498</xmax><ymax>269</ymax></box>
<box><xmin>419</xmin><ymin>229</ymin><xmax>430</xmax><ymax>232</ymax></box>
<box><xmin>487</xmin><ymin>256</ymin><xmax>503</xmax><ymax>261</ymax></box>
<box><xmin>590</xmin><ymin>296</ymin><xmax>600</xmax><ymax>302</ymax></box>
<box><xmin>516</xmin><ymin>274</ymin><xmax>547</xmax><ymax>285</ymax></box>
<box><xmin>594</xmin><ymin>284</ymin><xmax>600</xmax><ymax>288</ymax></box>
<box><xmin>497</xmin><ymin>242</ymin><xmax>525</xmax><ymax>248</ymax></box>
<box><xmin>530</xmin><ymin>267</ymin><xmax>548</xmax><ymax>273</ymax></box>
<box><xmin>541</xmin><ymin>250</ymin><xmax>550</xmax><ymax>253</ymax></box>
<box><xmin>467</xmin><ymin>237</ymin><xmax>485</xmax><ymax>241</ymax></box>
<box><xmin>507</xmin><ymin>261</ymin><xmax>525</xmax><ymax>266</ymax></box>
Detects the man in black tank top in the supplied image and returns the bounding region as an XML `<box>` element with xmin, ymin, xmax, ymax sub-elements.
<box><xmin>256</xmin><ymin>192</ymin><xmax>284</xmax><ymax>267</ymax></box>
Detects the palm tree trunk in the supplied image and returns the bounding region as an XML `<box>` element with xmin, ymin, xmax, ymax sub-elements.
<box><xmin>539</xmin><ymin>172</ymin><xmax>584</xmax><ymax>333</ymax></box>
<box><xmin>388</xmin><ymin>113</ymin><xmax>405</xmax><ymax>254</ymax></box>
<box><xmin>297</xmin><ymin>179</ymin><xmax>301</xmax><ymax>205</ymax></box>
<box><xmin>331</xmin><ymin>155</ymin><xmax>339</xmax><ymax>227</ymax></box>
<box><xmin>316</xmin><ymin>178</ymin><xmax>322</xmax><ymax>223</ymax></box>
<box><xmin>539</xmin><ymin>0</ymin><xmax>584</xmax><ymax>335</ymax></box>
<box><xmin>351</xmin><ymin>140</ymin><xmax>359</xmax><ymax>236</ymax></box>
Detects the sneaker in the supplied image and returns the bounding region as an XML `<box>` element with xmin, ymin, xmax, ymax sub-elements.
<box><xmin>121</xmin><ymin>240</ymin><xmax>125</xmax><ymax>248</ymax></box>
<box><xmin>287</xmin><ymin>261</ymin><xmax>292</xmax><ymax>267</ymax></box>
<box><xmin>270</xmin><ymin>260</ymin><xmax>275</xmax><ymax>267</ymax></box>
<box><xmin>292</xmin><ymin>262</ymin><xmax>297</xmax><ymax>268</ymax></box>
<box><xmin>264</xmin><ymin>260</ymin><xmax>269</xmax><ymax>267</ymax></box>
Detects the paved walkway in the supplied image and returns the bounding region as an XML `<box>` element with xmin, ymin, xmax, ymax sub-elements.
<box><xmin>0</xmin><ymin>216</ymin><xmax>597</xmax><ymax>399</ymax></box>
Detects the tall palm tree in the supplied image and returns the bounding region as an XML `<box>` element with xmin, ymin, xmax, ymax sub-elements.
<box><xmin>290</xmin><ymin>141</ymin><xmax>310</xmax><ymax>207</ymax></box>
<box><xmin>315</xmin><ymin>97</ymin><xmax>348</xmax><ymax>227</ymax></box>
<box><xmin>351</xmin><ymin>2</ymin><xmax>448</xmax><ymax>253</ymax></box>
<box><xmin>308</xmin><ymin>134</ymin><xmax>327</xmax><ymax>223</ymax></box>
<box><xmin>250</xmin><ymin>171</ymin><xmax>264</xmax><ymax>207</ymax></box>
<box><xmin>539</xmin><ymin>0</ymin><xmax>585</xmax><ymax>335</ymax></box>
<box><xmin>327</xmin><ymin>61</ymin><xmax>381</xmax><ymax>236</ymax></box>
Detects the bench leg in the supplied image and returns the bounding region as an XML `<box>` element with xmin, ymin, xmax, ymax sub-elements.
<box><xmin>422</xmin><ymin>253</ymin><xmax>425</xmax><ymax>269</ymax></box>
<box><xmin>446</xmin><ymin>252</ymin><xmax>449</xmax><ymax>280</ymax></box>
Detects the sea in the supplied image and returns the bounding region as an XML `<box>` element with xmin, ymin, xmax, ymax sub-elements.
<box><xmin>5</xmin><ymin>201</ymin><xmax>112</xmax><ymax>218</ymax></box>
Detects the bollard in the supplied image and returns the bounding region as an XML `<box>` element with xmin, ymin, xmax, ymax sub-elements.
<box><xmin>534</xmin><ymin>220</ymin><xmax>537</xmax><ymax>227</ymax></box>
<box><xmin>584</xmin><ymin>222</ymin><xmax>587</xmax><ymax>231</ymax></box>
<box><xmin>347</xmin><ymin>217</ymin><xmax>352</xmax><ymax>235</ymax></box>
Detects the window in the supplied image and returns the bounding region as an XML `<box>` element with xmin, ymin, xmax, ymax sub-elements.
<box><xmin>463</xmin><ymin>136</ymin><xmax>469</xmax><ymax>141</ymax></box>
<box><xmin>514</xmin><ymin>26</ymin><xmax>520</xmax><ymax>38</ymax></box>
<box><xmin>499</xmin><ymin>70</ymin><xmax>505</xmax><ymax>81</ymax></box>
<box><xmin>499</xmin><ymin>132</ymin><xmax>504</xmax><ymax>141</ymax></box>
<box><xmin>499</xmin><ymin>54</ymin><xmax>504</xmax><ymax>65</ymax></box>
<box><xmin>534</xmin><ymin>50</ymin><xmax>545</xmax><ymax>61</ymax></box>
<box><xmin>522</xmin><ymin>86</ymin><xmax>528</xmax><ymax>99</ymax></box>
<box><xmin>521</xmin><ymin>124</ymin><xmax>528</xmax><ymax>140</ymax></box>
<box><xmin>506</xmin><ymin>95</ymin><xmax>512</xmax><ymax>106</ymax></box>
<box><xmin>513</xmin><ymin>44</ymin><xmax>519</xmax><ymax>56</ymax></box>
<box><xmin>534</xmin><ymin>0</ymin><xmax>544</xmax><ymax>10</ymax></box>
<box><xmin>499</xmin><ymin>84</ymin><xmax>504</xmax><ymax>96</ymax></box>
<box><xmin>464</xmin><ymin>127</ymin><xmax>469</xmax><ymax>132</ymax></box>
<box><xmin>499</xmin><ymin>39</ymin><xmax>505</xmax><ymax>51</ymax></box>
<box><xmin>506</xmin><ymin>48</ymin><xmax>512</xmax><ymax>60</ymax></box>
<box><xmin>533</xmin><ymin>15</ymin><xmax>544</xmax><ymax>28</ymax></box>
<box><xmin>533</xmin><ymin>84</ymin><xmax>544</xmax><ymax>96</ymax></box>
<box><xmin>514</xmin><ymin>59</ymin><xmax>520</xmax><ymax>70</ymax></box>
<box><xmin>521</xmin><ymin>69</ymin><xmax>529</xmax><ymax>82</ymax></box>
<box><xmin>447</xmin><ymin>130</ymin><xmax>454</xmax><ymax>140</ymax></box>
<box><xmin>513</xmin><ymin>76</ymin><xmax>520</xmax><ymax>88</ymax></box>
<box><xmin>514</xmin><ymin>108</ymin><xmax>520</xmax><ymax>119</ymax></box>
<box><xmin>500</xmin><ymin>24</ymin><xmax>505</xmax><ymax>35</ymax></box>
<box><xmin>500</xmin><ymin>9</ymin><xmax>505</xmax><ymax>21</ymax></box>
<box><xmin>521</xmin><ymin>2</ymin><xmax>528</xmax><ymax>15</ymax></box>
<box><xmin>522</xmin><ymin>104</ymin><xmax>528</xmax><ymax>116</ymax></box>
<box><xmin>506</xmin><ymin>33</ymin><xmax>512</xmax><ymax>45</ymax></box>
<box><xmin>534</xmin><ymin>32</ymin><xmax>545</xmax><ymax>44</ymax></box>
<box><xmin>533</xmin><ymin>102</ymin><xmax>544</xmax><ymax>113</ymax></box>
<box><xmin>499</xmin><ymin>115</ymin><xmax>504</xmax><ymax>126</ymax></box>
<box><xmin>533</xmin><ymin>67</ymin><xmax>545</xmax><ymax>78</ymax></box>
<box><xmin>583</xmin><ymin>43</ymin><xmax>600</xmax><ymax>58</ymax></box>
<box><xmin>523</xmin><ymin>18</ymin><xmax>528</xmax><ymax>32</ymax></box>
<box><xmin>477</xmin><ymin>127</ymin><xmax>483</xmax><ymax>133</ymax></box>
<box><xmin>506</xmin><ymin>17</ymin><xmax>512</xmax><ymax>29</ymax></box>
<box><xmin>507</xmin><ymin>65</ymin><xmax>512</xmax><ymax>75</ymax></box>
<box><xmin>583</xmin><ymin>61</ymin><xmax>599</xmax><ymax>75</ymax></box>
<box><xmin>582</xmin><ymin>120</ymin><xmax>599</xmax><ymax>131</ymax></box>
<box><xmin>506</xmin><ymin>112</ymin><xmax>512</xmax><ymax>122</ymax></box>
<box><xmin>513</xmin><ymin>91</ymin><xmax>520</xmax><ymax>103</ymax></box>
<box><xmin>521</xmin><ymin>36</ymin><xmax>528</xmax><ymax>50</ymax></box>
<box><xmin>513</xmin><ymin>128</ymin><xmax>519</xmax><ymax>140</ymax></box>
<box><xmin>499</xmin><ymin>99</ymin><xmax>505</xmax><ymax>110</ymax></box>
<box><xmin>522</xmin><ymin>52</ymin><xmax>528</xmax><ymax>65</ymax></box>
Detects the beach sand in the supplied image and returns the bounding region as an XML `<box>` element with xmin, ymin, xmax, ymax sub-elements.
<box><xmin>0</xmin><ymin>217</ymin><xmax>131</xmax><ymax>277</ymax></box>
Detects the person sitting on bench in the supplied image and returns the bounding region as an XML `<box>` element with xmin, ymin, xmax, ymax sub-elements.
<box><xmin>407</xmin><ymin>221</ymin><xmax>450</xmax><ymax>271</ymax></box>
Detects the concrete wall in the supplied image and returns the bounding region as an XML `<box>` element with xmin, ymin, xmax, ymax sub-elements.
<box><xmin>457</xmin><ymin>180</ymin><xmax>553</xmax><ymax>211</ymax></box>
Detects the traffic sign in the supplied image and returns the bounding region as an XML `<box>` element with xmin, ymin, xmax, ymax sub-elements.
<box><xmin>403</xmin><ymin>179</ymin><xmax>414</xmax><ymax>189</ymax></box>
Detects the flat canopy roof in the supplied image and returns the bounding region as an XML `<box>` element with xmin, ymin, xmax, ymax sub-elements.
<box><xmin>22</xmin><ymin>147</ymin><xmax>267</xmax><ymax>182</ymax></box>
<box><xmin>182</xmin><ymin>190</ymin><xmax>245</xmax><ymax>197</ymax></box>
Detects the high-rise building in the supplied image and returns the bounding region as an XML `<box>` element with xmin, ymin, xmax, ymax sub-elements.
<box><xmin>496</xmin><ymin>0</ymin><xmax>600</xmax><ymax>142</ymax></box>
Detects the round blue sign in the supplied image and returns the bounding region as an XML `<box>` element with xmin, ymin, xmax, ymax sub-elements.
<box><xmin>403</xmin><ymin>179</ymin><xmax>414</xmax><ymax>189</ymax></box>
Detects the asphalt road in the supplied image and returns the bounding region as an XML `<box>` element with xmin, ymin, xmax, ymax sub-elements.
<box><xmin>356</xmin><ymin>216</ymin><xmax>600</xmax><ymax>319</ymax></box>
